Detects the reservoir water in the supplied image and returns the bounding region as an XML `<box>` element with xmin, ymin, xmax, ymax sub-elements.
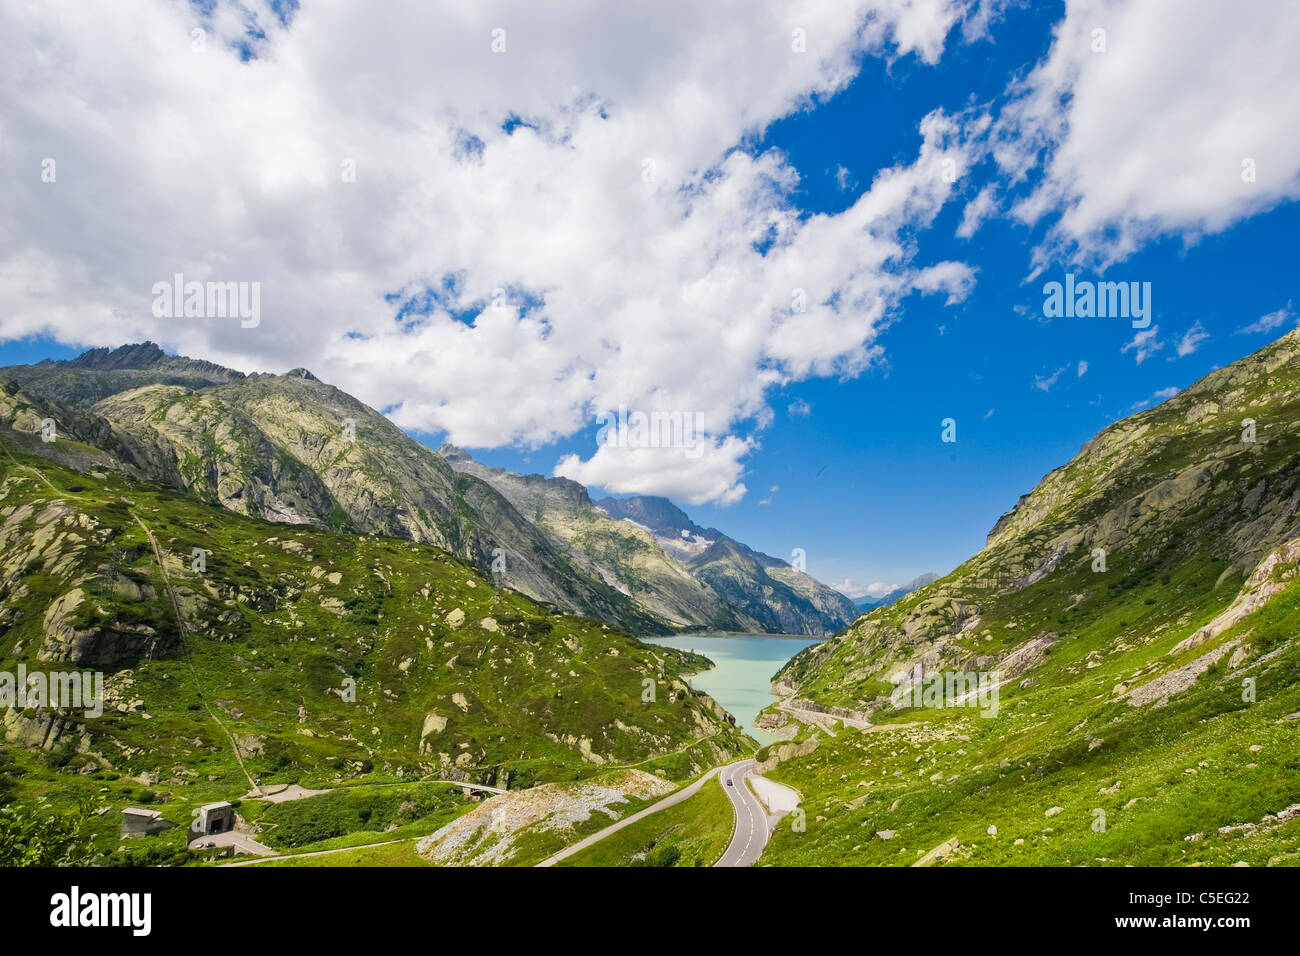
<box><xmin>642</xmin><ymin>634</ymin><xmax>821</xmax><ymax>745</ymax></box>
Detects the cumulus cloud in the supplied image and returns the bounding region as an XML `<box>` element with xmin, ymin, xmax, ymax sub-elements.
<box><xmin>0</xmin><ymin>0</ymin><xmax>978</xmax><ymax>506</ymax></box>
<box><xmin>555</xmin><ymin>434</ymin><xmax>753</xmax><ymax>507</ymax></box>
<box><xmin>990</xmin><ymin>0</ymin><xmax>1300</xmax><ymax>268</ymax></box>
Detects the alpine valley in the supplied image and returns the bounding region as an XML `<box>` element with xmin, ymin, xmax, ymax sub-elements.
<box><xmin>2</xmin><ymin>331</ymin><xmax>1299</xmax><ymax>868</ymax></box>
<box><xmin>0</xmin><ymin>343</ymin><xmax>849</xmax><ymax>866</ymax></box>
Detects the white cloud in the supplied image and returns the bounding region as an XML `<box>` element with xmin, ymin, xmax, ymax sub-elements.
<box><xmin>959</xmin><ymin>0</ymin><xmax>1018</xmax><ymax>42</ymax></box>
<box><xmin>1121</xmin><ymin>326</ymin><xmax>1163</xmax><ymax>364</ymax></box>
<box><xmin>1237</xmin><ymin>301</ymin><xmax>1296</xmax><ymax>335</ymax></box>
<box><xmin>1129</xmin><ymin>385</ymin><xmax>1178</xmax><ymax>411</ymax></box>
<box><xmin>1175</xmin><ymin>322</ymin><xmax>1208</xmax><ymax>358</ymax></box>
<box><xmin>1033</xmin><ymin>364</ymin><xmax>1067</xmax><ymax>391</ymax></box>
<box><xmin>555</xmin><ymin>435</ymin><xmax>753</xmax><ymax>507</ymax></box>
<box><xmin>955</xmin><ymin>185</ymin><xmax>996</xmax><ymax>238</ymax></box>
<box><xmin>911</xmin><ymin>258</ymin><xmax>978</xmax><ymax>305</ymax></box>
<box><xmin>991</xmin><ymin>0</ymin><xmax>1300</xmax><ymax>268</ymax></box>
<box><xmin>835</xmin><ymin>579</ymin><xmax>897</xmax><ymax>600</ymax></box>
<box><xmin>1076</xmin><ymin>359</ymin><xmax>1088</xmax><ymax>377</ymax></box>
<box><xmin>0</xmin><ymin>0</ymin><xmax>977</xmax><ymax>506</ymax></box>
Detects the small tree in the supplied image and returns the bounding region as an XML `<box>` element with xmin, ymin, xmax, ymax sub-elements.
<box><xmin>0</xmin><ymin>797</ymin><xmax>99</xmax><ymax>866</ymax></box>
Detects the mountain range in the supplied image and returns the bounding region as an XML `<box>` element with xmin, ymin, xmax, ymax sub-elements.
<box><xmin>10</xmin><ymin>327</ymin><xmax>1300</xmax><ymax>867</ymax></box>
<box><xmin>0</xmin><ymin>352</ymin><xmax>758</xmax><ymax>863</ymax></box>
<box><xmin>0</xmin><ymin>344</ymin><xmax>857</xmax><ymax>638</ymax></box>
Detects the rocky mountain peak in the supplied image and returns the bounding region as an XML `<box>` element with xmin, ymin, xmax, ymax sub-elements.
<box><xmin>595</xmin><ymin>495</ymin><xmax>711</xmax><ymax>540</ymax></box>
<box><xmin>67</xmin><ymin>341</ymin><xmax>167</xmax><ymax>370</ymax></box>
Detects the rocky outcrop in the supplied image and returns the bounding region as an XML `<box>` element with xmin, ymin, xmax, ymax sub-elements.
<box><xmin>755</xmin><ymin>735</ymin><xmax>821</xmax><ymax>773</ymax></box>
<box><xmin>415</xmin><ymin>769</ymin><xmax>676</xmax><ymax>866</ymax></box>
<box><xmin>1173</xmin><ymin>534</ymin><xmax>1300</xmax><ymax>655</ymax></box>
<box><xmin>2</xmin><ymin>708</ymin><xmax>88</xmax><ymax>751</ymax></box>
<box><xmin>913</xmin><ymin>836</ymin><xmax>960</xmax><ymax>867</ymax></box>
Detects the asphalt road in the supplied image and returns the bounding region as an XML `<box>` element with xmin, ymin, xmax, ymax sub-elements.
<box><xmin>537</xmin><ymin>757</ymin><xmax>776</xmax><ymax>868</ymax></box>
<box><xmin>715</xmin><ymin>758</ymin><xmax>768</xmax><ymax>867</ymax></box>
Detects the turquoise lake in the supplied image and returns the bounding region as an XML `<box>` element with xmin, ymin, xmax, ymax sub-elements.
<box><xmin>642</xmin><ymin>634</ymin><xmax>821</xmax><ymax>745</ymax></box>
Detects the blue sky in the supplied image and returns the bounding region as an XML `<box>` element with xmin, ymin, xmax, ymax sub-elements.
<box><xmin>2</xmin><ymin>1</ymin><xmax>1298</xmax><ymax>599</ymax></box>
<box><xmin>426</xmin><ymin>2</ymin><xmax>1300</xmax><ymax>595</ymax></box>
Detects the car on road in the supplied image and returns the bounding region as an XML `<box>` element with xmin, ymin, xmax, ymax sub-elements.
<box><xmin>727</xmin><ymin>780</ymin><xmax>734</xmax><ymax>786</ymax></box>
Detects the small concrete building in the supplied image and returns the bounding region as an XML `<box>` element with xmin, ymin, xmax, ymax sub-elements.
<box><xmin>197</xmin><ymin>801</ymin><xmax>236</xmax><ymax>835</ymax></box>
<box><xmin>121</xmin><ymin>807</ymin><xmax>175</xmax><ymax>839</ymax></box>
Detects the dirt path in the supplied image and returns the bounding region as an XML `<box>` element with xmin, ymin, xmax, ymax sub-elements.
<box><xmin>220</xmin><ymin>837</ymin><xmax>416</xmax><ymax>867</ymax></box>
<box><xmin>775</xmin><ymin>697</ymin><xmax>839</xmax><ymax>736</ymax></box>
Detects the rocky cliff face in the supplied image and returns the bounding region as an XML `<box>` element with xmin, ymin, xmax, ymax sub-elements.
<box><xmin>686</xmin><ymin>535</ymin><xmax>861</xmax><ymax>636</ymax></box>
<box><xmin>440</xmin><ymin>449</ymin><xmax>752</xmax><ymax>630</ymax></box>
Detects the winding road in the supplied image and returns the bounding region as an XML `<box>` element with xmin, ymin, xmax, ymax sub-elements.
<box><xmin>535</xmin><ymin>757</ymin><xmax>780</xmax><ymax>867</ymax></box>
<box><xmin>715</xmin><ymin>758</ymin><xmax>768</xmax><ymax>867</ymax></box>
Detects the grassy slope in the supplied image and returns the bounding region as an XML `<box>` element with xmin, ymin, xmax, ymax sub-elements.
<box><xmin>557</xmin><ymin>776</ymin><xmax>734</xmax><ymax>867</ymax></box>
<box><xmin>0</xmin><ymin>438</ymin><xmax>751</xmax><ymax>862</ymax></box>
<box><xmin>761</xmin><ymin>579</ymin><xmax>1300</xmax><ymax>865</ymax></box>
<box><xmin>762</xmin><ymin>329</ymin><xmax>1300</xmax><ymax>866</ymax></box>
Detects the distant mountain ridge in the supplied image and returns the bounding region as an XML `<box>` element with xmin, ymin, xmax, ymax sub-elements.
<box><xmin>11</xmin><ymin>341</ymin><xmax>245</xmax><ymax>405</ymax></box>
<box><xmin>440</xmin><ymin>449</ymin><xmax>860</xmax><ymax>635</ymax></box>
<box><xmin>854</xmin><ymin>572</ymin><xmax>940</xmax><ymax>610</ymax></box>
<box><xmin>591</xmin><ymin>493</ymin><xmax>861</xmax><ymax>634</ymax></box>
